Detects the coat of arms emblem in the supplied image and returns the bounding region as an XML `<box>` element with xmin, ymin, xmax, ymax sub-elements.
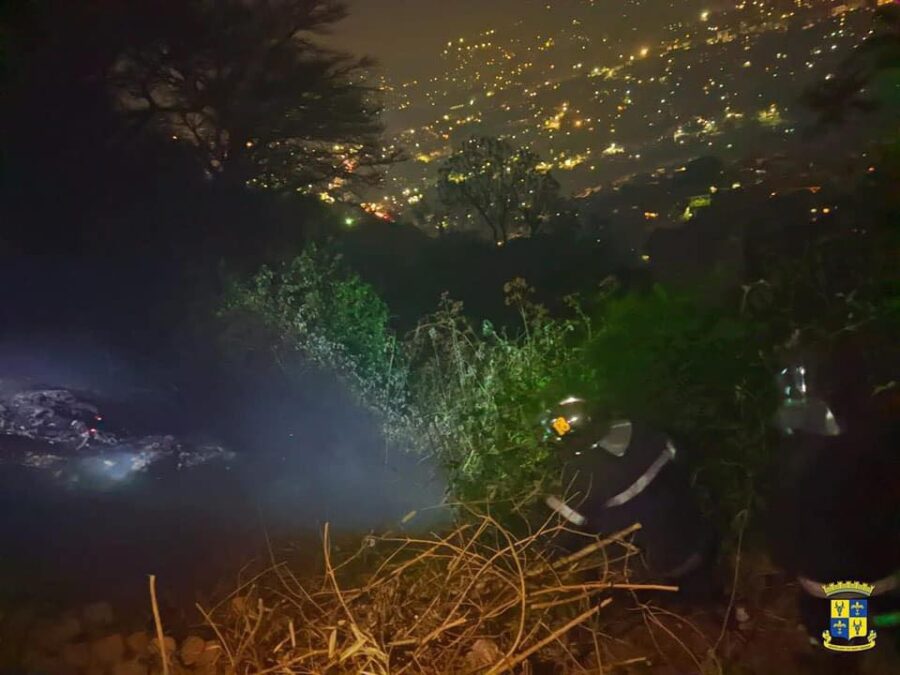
<box><xmin>822</xmin><ymin>581</ymin><xmax>877</xmax><ymax>652</ymax></box>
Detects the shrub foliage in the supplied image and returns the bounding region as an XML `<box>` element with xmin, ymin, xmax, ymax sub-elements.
<box><xmin>219</xmin><ymin>245</ymin><xmax>413</xmax><ymax>444</ymax></box>
<box><xmin>220</xmin><ymin>254</ymin><xmax>590</xmax><ymax>503</ymax></box>
<box><xmin>404</xmin><ymin>279</ymin><xmax>589</xmax><ymax>502</ymax></box>
<box><xmin>581</xmin><ymin>287</ymin><xmax>777</xmax><ymax>523</ymax></box>
<box><xmin>222</xmin><ymin>244</ymin><xmax>890</xmax><ymax>527</ymax></box>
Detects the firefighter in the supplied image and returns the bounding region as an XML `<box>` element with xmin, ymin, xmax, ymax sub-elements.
<box><xmin>539</xmin><ymin>396</ymin><xmax>716</xmax><ymax>587</ymax></box>
<box><xmin>768</xmin><ymin>349</ymin><xmax>900</xmax><ymax>640</ymax></box>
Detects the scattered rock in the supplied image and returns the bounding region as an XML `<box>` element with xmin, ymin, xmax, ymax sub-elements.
<box><xmin>83</xmin><ymin>601</ymin><xmax>115</xmax><ymax>628</ymax></box>
<box><xmin>61</xmin><ymin>641</ymin><xmax>91</xmax><ymax>669</ymax></box>
<box><xmin>22</xmin><ymin>649</ymin><xmax>72</xmax><ymax>675</ymax></box>
<box><xmin>5</xmin><ymin>605</ymin><xmax>38</xmax><ymax>639</ymax></box>
<box><xmin>465</xmin><ymin>638</ymin><xmax>502</xmax><ymax>670</ymax></box>
<box><xmin>25</xmin><ymin>619</ymin><xmax>50</xmax><ymax>650</ymax></box>
<box><xmin>196</xmin><ymin>641</ymin><xmax>223</xmax><ymax>667</ymax></box>
<box><xmin>150</xmin><ymin>635</ymin><xmax>178</xmax><ymax>657</ymax></box>
<box><xmin>126</xmin><ymin>630</ymin><xmax>151</xmax><ymax>656</ymax></box>
<box><xmin>9</xmin><ymin>601</ymin><xmax>218</xmax><ymax>675</ymax></box>
<box><xmin>112</xmin><ymin>658</ymin><xmax>150</xmax><ymax>675</ymax></box>
<box><xmin>27</xmin><ymin>615</ymin><xmax>80</xmax><ymax>653</ymax></box>
<box><xmin>91</xmin><ymin>633</ymin><xmax>126</xmax><ymax>665</ymax></box>
<box><xmin>46</xmin><ymin>614</ymin><xmax>83</xmax><ymax>647</ymax></box>
<box><xmin>180</xmin><ymin>635</ymin><xmax>206</xmax><ymax>666</ymax></box>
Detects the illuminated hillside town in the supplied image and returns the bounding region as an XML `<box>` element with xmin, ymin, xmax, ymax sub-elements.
<box><xmin>323</xmin><ymin>0</ymin><xmax>894</xmax><ymax>240</ymax></box>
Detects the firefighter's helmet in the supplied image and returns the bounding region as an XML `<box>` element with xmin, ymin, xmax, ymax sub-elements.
<box><xmin>775</xmin><ymin>363</ymin><xmax>841</xmax><ymax>436</ymax></box>
<box><xmin>541</xmin><ymin>396</ymin><xmax>591</xmax><ymax>442</ymax></box>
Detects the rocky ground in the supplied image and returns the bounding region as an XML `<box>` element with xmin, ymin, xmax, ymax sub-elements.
<box><xmin>3</xmin><ymin>549</ymin><xmax>899</xmax><ymax>674</ymax></box>
<box><xmin>0</xmin><ymin>601</ymin><xmax>222</xmax><ymax>675</ymax></box>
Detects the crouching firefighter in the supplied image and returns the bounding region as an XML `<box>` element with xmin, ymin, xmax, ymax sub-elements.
<box><xmin>768</xmin><ymin>357</ymin><xmax>900</xmax><ymax>641</ymax></box>
<box><xmin>539</xmin><ymin>397</ymin><xmax>716</xmax><ymax>591</ymax></box>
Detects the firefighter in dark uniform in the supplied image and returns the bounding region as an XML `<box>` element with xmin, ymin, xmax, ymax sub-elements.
<box><xmin>539</xmin><ymin>396</ymin><xmax>716</xmax><ymax>589</ymax></box>
<box><xmin>768</xmin><ymin>353</ymin><xmax>900</xmax><ymax>643</ymax></box>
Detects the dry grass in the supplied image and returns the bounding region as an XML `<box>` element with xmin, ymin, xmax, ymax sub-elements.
<box><xmin>196</xmin><ymin>514</ymin><xmax>678</xmax><ymax>674</ymax></box>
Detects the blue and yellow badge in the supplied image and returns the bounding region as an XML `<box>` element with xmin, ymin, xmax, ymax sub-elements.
<box><xmin>822</xmin><ymin>581</ymin><xmax>877</xmax><ymax>652</ymax></box>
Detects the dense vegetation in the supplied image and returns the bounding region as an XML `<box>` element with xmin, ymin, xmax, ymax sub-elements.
<box><xmin>216</xmin><ymin>245</ymin><xmax>812</xmax><ymax>530</ymax></box>
<box><xmin>219</xmin><ymin>245</ymin><xmax>413</xmax><ymax>445</ymax></box>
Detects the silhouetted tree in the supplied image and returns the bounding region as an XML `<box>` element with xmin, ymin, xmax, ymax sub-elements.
<box><xmin>437</xmin><ymin>136</ymin><xmax>561</xmax><ymax>243</ymax></box>
<box><xmin>110</xmin><ymin>0</ymin><xmax>389</xmax><ymax>197</ymax></box>
<box><xmin>1</xmin><ymin>1</ymin><xmax>385</xmax><ymax>258</ymax></box>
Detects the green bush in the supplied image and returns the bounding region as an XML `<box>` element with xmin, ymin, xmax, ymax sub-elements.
<box><xmin>219</xmin><ymin>244</ymin><xmax>413</xmax><ymax>443</ymax></box>
<box><xmin>582</xmin><ymin>286</ymin><xmax>778</xmax><ymax>524</ymax></box>
<box><xmin>218</xmin><ymin>248</ymin><xmax>785</xmax><ymax>523</ymax></box>
<box><xmin>404</xmin><ymin>279</ymin><xmax>592</xmax><ymax>503</ymax></box>
<box><xmin>219</xmin><ymin>257</ymin><xmax>590</xmax><ymax>504</ymax></box>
